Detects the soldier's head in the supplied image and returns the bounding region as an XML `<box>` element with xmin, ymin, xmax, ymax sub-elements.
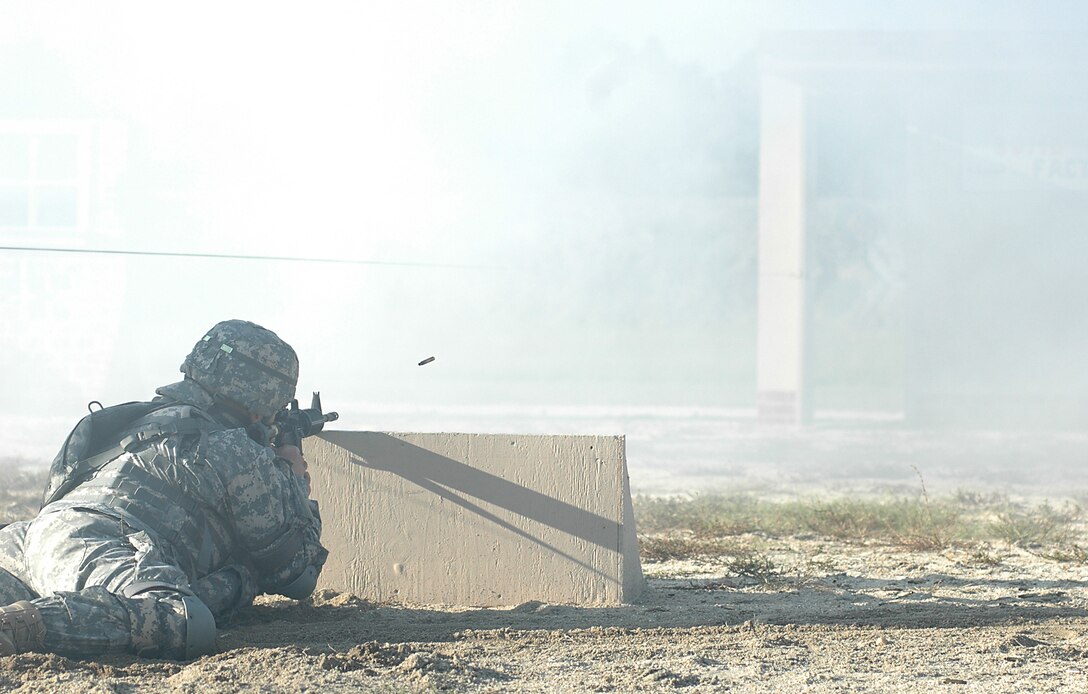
<box><xmin>181</xmin><ymin>319</ymin><xmax>299</xmax><ymax>419</ymax></box>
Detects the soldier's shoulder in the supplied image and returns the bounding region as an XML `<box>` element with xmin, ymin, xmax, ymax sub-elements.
<box><xmin>206</xmin><ymin>427</ymin><xmax>273</xmax><ymax>460</ymax></box>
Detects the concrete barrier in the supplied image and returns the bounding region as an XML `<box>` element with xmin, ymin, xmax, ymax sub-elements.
<box><xmin>307</xmin><ymin>431</ymin><xmax>645</xmax><ymax>606</ymax></box>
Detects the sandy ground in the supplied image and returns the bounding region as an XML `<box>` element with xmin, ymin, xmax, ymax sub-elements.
<box><xmin>2</xmin><ymin>419</ymin><xmax>1087</xmax><ymax>692</ymax></box>
<box><xmin>3</xmin><ymin>536</ymin><xmax>1088</xmax><ymax>692</ymax></box>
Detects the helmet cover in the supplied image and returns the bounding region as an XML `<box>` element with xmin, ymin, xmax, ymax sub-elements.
<box><xmin>181</xmin><ymin>320</ymin><xmax>298</xmax><ymax>418</ymax></box>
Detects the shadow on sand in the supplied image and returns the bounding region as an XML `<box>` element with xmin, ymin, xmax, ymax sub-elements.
<box><xmin>218</xmin><ymin>571</ymin><xmax>1088</xmax><ymax>651</ymax></box>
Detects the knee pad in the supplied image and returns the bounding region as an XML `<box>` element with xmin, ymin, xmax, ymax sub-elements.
<box><xmin>125</xmin><ymin>590</ymin><xmax>216</xmax><ymax>660</ymax></box>
<box><xmin>276</xmin><ymin>565</ymin><xmax>319</xmax><ymax>600</ymax></box>
<box><xmin>121</xmin><ymin>581</ymin><xmax>193</xmax><ymax>599</ymax></box>
<box><xmin>180</xmin><ymin>596</ymin><xmax>216</xmax><ymax>660</ymax></box>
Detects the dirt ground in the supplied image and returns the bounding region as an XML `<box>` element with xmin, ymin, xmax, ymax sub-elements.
<box><xmin>2</xmin><ymin>420</ymin><xmax>1088</xmax><ymax>692</ymax></box>
<box><xmin>2</xmin><ymin>522</ymin><xmax>1087</xmax><ymax>691</ymax></box>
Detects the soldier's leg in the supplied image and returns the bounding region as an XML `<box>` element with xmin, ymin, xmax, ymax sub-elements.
<box><xmin>22</xmin><ymin>509</ymin><xmax>191</xmax><ymax>596</ymax></box>
<box><xmin>0</xmin><ymin>567</ymin><xmax>34</xmax><ymax>606</ymax></box>
<box><xmin>2</xmin><ymin>585</ymin><xmax>214</xmax><ymax>659</ymax></box>
<box><xmin>4</xmin><ymin>508</ymin><xmax>216</xmax><ymax>659</ymax></box>
<box><xmin>0</xmin><ymin>521</ymin><xmax>35</xmax><ymax>604</ymax></box>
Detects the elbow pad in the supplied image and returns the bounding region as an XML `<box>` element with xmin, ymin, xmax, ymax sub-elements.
<box><xmin>249</xmin><ymin>526</ymin><xmax>327</xmax><ymax>596</ymax></box>
<box><xmin>277</xmin><ymin>564</ymin><xmax>319</xmax><ymax>599</ymax></box>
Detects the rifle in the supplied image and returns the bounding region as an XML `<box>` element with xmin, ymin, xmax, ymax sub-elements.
<box><xmin>272</xmin><ymin>392</ymin><xmax>338</xmax><ymax>451</ymax></box>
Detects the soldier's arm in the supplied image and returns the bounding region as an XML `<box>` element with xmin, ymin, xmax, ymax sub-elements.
<box><xmin>273</xmin><ymin>444</ymin><xmax>309</xmax><ymax>484</ymax></box>
<box><xmin>207</xmin><ymin>429</ymin><xmax>329</xmax><ymax>599</ymax></box>
<box><xmin>191</xmin><ymin>563</ymin><xmax>259</xmax><ymax>624</ymax></box>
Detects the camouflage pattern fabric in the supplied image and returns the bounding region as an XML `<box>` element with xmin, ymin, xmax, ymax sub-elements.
<box><xmin>181</xmin><ymin>319</ymin><xmax>299</xmax><ymax>418</ymax></box>
<box><xmin>21</xmin><ymin>508</ymin><xmax>191</xmax><ymax>595</ymax></box>
<box><xmin>0</xmin><ymin>521</ymin><xmax>34</xmax><ymax>605</ymax></box>
<box><xmin>0</xmin><ymin>514</ymin><xmax>197</xmax><ymax>658</ymax></box>
<box><xmin>25</xmin><ymin>585</ymin><xmax>192</xmax><ymax>659</ymax></box>
<box><xmin>0</xmin><ymin>568</ymin><xmax>34</xmax><ymax>606</ymax></box>
<box><xmin>0</xmin><ymin>376</ymin><xmax>326</xmax><ymax>659</ymax></box>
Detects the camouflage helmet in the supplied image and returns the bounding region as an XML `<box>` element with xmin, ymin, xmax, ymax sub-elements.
<box><xmin>181</xmin><ymin>320</ymin><xmax>299</xmax><ymax>418</ymax></box>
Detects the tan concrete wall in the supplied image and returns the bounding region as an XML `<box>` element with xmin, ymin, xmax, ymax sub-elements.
<box><xmin>307</xmin><ymin>431</ymin><xmax>645</xmax><ymax>607</ymax></box>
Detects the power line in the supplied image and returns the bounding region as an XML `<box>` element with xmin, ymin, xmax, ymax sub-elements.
<box><xmin>0</xmin><ymin>244</ymin><xmax>483</xmax><ymax>269</ymax></box>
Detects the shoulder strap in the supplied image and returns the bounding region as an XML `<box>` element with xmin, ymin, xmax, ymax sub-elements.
<box><xmin>42</xmin><ymin>400</ymin><xmax>216</xmax><ymax>508</ymax></box>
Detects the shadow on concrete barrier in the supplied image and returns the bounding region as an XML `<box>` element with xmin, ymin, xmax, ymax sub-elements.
<box><xmin>308</xmin><ymin>431</ymin><xmax>645</xmax><ymax>607</ymax></box>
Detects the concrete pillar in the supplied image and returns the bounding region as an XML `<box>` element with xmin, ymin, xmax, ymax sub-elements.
<box><xmin>307</xmin><ymin>431</ymin><xmax>645</xmax><ymax>606</ymax></box>
<box><xmin>756</xmin><ymin>73</ymin><xmax>809</xmax><ymax>424</ymax></box>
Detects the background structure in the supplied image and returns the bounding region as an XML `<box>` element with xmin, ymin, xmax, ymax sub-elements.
<box><xmin>1</xmin><ymin>3</ymin><xmax>1085</xmax><ymax>473</ymax></box>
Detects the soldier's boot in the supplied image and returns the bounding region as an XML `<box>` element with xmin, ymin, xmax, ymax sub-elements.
<box><xmin>0</xmin><ymin>601</ymin><xmax>45</xmax><ymax>655</ymax></box>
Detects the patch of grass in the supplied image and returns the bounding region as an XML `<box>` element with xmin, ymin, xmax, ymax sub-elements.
<box><xmin>991</xmin><ymin>502</ymin><xmax>1081</xmax><ymax>548</ymax></box>
<box><xmin>638</xmin><ymin>532</ymin><xmax>778</xmax><ymax>564</ymax></box>
<box><xmin>635</xmin><ymin>493</ymin><xmax>1085</xmax><ymax>559</ymax></box>
<box><xmin>639</xmin><ymin>534</ymin><xmax>732</xmax><ymax>562</ymax></box>
<box><xmin>636</xmin><ymin>494</ymin><xmax>971</xmax><ymax>548</ymax></box>
<box><xmin>953</xmin><ymin>489</ymin><xmax>1010</xmax><ymax>508</ymax></box>
<box><xmin>725</xmin><ymin>550</ymin><xmax>779</xmax><ymax>585</ymax></box>
<box><xmin>802</xmin><ymin>556</ymin><xmax>841</xmax><ymax>575</ymax></box>
<box><xmin>797</xmin><ymin>497</ymin><xmax>962</xmax><ymax>549</ymax></box>
<box><xmin>633</xmin><ymin>495</ymin><xmax>768</xmax><ymax>537</ymax></box>
<box><xmin>1039</xmin><ymin>544</ymin><xmax>1088</xmax><ymax>563</ymax></box>
<box><xmin>965</xmin><ymin>546</ymin><xmax>1005</xmax><ymax>567</ymax></box>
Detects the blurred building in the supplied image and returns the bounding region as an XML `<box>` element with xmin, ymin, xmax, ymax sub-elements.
<box><xmin>755</xmin><ymin>32</ymin><xmax>1088</xmax><ymax>427</ymax></box>
<box><xmin>0</xmin><ymin>42</ymin><xmax>129</xmax><ymax>411</ymax></box>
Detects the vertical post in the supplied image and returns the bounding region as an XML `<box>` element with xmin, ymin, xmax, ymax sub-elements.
<box><xmin>756</xmin><ymin>73</ymin><xmax>809</xmax><ymax>424</ymax></box>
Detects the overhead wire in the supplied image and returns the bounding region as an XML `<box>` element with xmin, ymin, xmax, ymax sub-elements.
<box><xmin>0</xmin><ymin>244</ymin><xmax>484</xmax><ymax>269</ymax></box>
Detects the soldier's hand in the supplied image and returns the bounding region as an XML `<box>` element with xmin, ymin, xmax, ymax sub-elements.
<box><xmin>274</xmin><ymin>444</ymin><xmax>310</xmax><ymax>484</ymax></box>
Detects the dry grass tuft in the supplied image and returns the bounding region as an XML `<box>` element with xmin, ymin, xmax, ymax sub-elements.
<box><xmin>991</xmin><ymin>502</ymin><xmax>1081</xmax><ymax>548</ymax></box>
<box><xmin>724</xmin><ymin>550</ymin><xmax>780</xmax><ymax>585</ymax></box>
<box><xmin>636</xmin><ymin>492</ymin><xmax>1085</xmax><ymax>561</ymax></box>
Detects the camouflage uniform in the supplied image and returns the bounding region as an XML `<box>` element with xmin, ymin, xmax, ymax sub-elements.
<box><xmin>0</xmin><ymin>320</ymin><xmax>327</xmax><ymax>659</ymax></box>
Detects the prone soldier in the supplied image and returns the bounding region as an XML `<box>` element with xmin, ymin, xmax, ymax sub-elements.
<box><xmin>0</xmin><ymin>319</ymin><xmax>329</xmax><ymax>659</ymax></box>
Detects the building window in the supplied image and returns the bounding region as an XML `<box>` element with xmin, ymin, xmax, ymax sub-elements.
<box><xmin>0</xmin><ymin>127</ymin><xmax>86</xmax><ymax>231</ymax></box>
